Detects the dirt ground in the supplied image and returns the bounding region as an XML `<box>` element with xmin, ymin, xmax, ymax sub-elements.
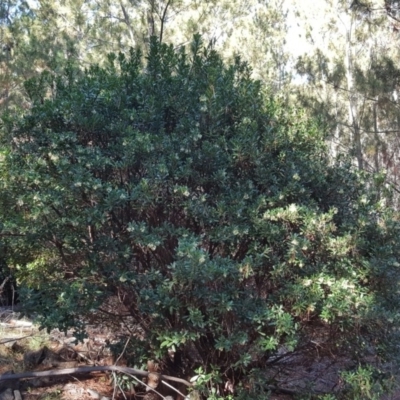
<box><xmin>0</xmin><ymin>308</ymin><xmax>124</xmax><ymax>400</ymax></box>
<box><xmin>1</xmin><ymin>307</ymin><xmax>400</xmax><ymax>400</ymax></box>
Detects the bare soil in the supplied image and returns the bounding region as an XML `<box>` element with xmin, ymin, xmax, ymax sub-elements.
<box><xmin>1</xmin><ymin>308</ymin><xmax>399</xmax><ymax>400</ymax></box>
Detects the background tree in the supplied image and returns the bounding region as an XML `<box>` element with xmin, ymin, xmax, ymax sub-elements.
<box><xmin>291</xmin><ymin>0</ymin><xmax>400</xmax><ymax>203</ymax></box>
<box><xmin>0</xmin><ymin>0</ymin><xmax>292</xmax><ymax>113</ymax></box>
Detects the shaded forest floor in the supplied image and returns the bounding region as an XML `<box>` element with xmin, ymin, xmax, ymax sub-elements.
<box><xmin>0</xmin><ymin>307</ymin><xmax>124</xmax><ymax>400</ymax></box>
<box><xmin>0</xmin><ymin>307</ymin><xmax>399</xmax><ymax>400</ymax></box>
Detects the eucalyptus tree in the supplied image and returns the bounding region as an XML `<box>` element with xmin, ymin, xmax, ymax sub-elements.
<box><xmin>0</xmin><ymin>0</ymin><xmax>29</xmax><ymax>110</ymax></box>
<box><xmin>85</xmin><ymin>0</ymin><xmax>292</xmax><ymax>91</ymax></box>
<box><xmin>0</xmin><ymin>0</ymin><xmax>89</xmax><ymax>112</ymax></box>
<box><xmin>291</xmin><ymin>0</ymin><xmax>400</xmax><ymax>201</ymax></box>
<box><xmin>0</xmin><ymin>0</ymin><xmax>293</xmax><ymax>113</ymax></box>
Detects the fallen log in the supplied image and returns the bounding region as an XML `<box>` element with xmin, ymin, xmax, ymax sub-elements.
<box><xmin>0</xmin><ymin>365</ymin><xmax>193</xmax><ymax>387</ymax></box>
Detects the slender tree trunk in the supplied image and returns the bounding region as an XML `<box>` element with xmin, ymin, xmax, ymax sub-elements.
<box><xmin>373</xmin><ymin>99</ymin><xmax>380</xmax><ymax>173</ymax></box>
<box><xmin>147</xmin><ymin>0</ymin><xmax>156</xmax><ymax>39</ymax></box>
<box><xmin>120</xmin><ymin>1</ymin><xmax>136</xmax><ymax>47</ymax></box>
<box><xmin>344</xmin><ymin>25</ymin><xmax>363</xmax><ymax>170</ymax></box>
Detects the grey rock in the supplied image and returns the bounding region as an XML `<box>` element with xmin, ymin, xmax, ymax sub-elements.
<box><xmin>0</xmin><ymin>388</ymin><xmax>14</xmax><ymax>400</ymax></box>
<box><xmin>13</xmin><ymin>390</ymin><xmax>22</xmax><ymax>400</ymax></box>
<box><xmin>87</xmin><ymin>388</ymin><xmax>101</xmax><ymax>399</ymax></box>
<box><xmin>0</xmin><ymin>371</ymin><xmax>18</xmax><ymax>391</ymax></box>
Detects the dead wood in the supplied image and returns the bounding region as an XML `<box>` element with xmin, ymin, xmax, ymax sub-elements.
<box><xmin>0</xmin><ymin>365</ymin><xmax>193</xmax><ymax>387</ymax></box>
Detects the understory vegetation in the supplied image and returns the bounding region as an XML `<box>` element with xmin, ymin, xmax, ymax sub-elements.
<box><xmin>1</xmin><ymin>36</ymin><xmax>400</xmax><ymax>398</ymax></box>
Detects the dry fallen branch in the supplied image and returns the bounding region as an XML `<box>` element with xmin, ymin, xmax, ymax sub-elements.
<box><xmin>0</xmin><ymin>365</ymin><xmax>193</xmax><ymax>387</ymax></box>
<box><xmin>0</xmin><ymin>366</ymin><xmax>309</xmax><ymax>397</ymax></box>
<box><xmin>0</xmin><ymin>334</ymin><xmax>34</xmax><ymax>344</ymax></box>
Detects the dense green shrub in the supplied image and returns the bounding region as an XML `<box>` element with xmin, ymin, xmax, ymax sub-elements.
<box><xmin>1</xmin><ymin>35</ymin><xmax>400</xmax><ymax>396</ymax></box>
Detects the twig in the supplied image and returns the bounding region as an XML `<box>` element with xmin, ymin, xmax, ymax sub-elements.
<box><xmin>112</xmin><ymin>371</ymin><xmax>118</xmax><ymax>400</ymax></box>
<box><xmin>114</xmin><ymin>336</ymin><xmax>130</xmax><ymax>366</ymax></box>
<box><xmin>161</xmin><ymin>379</ymin><xmax>187</xmax><ymax>399</ymax></box>
<box><xmin>115</xmin><ymin>373</ymin><xmax>127</xmax><ymax>400</ymax></box>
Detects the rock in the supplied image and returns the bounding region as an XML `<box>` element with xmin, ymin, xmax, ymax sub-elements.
<box><xmin>0</xmin><ymin>388</ymin><xmax>14</xmax><ymax>400</ymax></box>
<box><xmin>0</xmin><ymin>388</ymin><xmax>23</xmax><ymax>400</ymax></box>
<box><xmin>0</xmin><ymin>371</ymin><xmax>18</xmax><ymax>391</ymax></box>
<box><xmin>13</xmin><ymin>390</ymin><xmax>22</xmax><ymax>400</ymax></box>
<box><xmin>87</xmin><ymin>388</ymin><xmax>101</xmax><ymax>399</ymax></box>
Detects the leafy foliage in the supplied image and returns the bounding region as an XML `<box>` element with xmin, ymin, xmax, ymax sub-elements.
<box><xmin>1</xmin><ymin>35</ymin><xmax>400</xmax><ymax>397</ymax></box>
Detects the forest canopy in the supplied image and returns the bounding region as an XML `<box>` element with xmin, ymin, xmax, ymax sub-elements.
<box><xmin>1</xmin><ymin>35</ymin><xmax>400</xmax><ymax>398</ymax></box>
